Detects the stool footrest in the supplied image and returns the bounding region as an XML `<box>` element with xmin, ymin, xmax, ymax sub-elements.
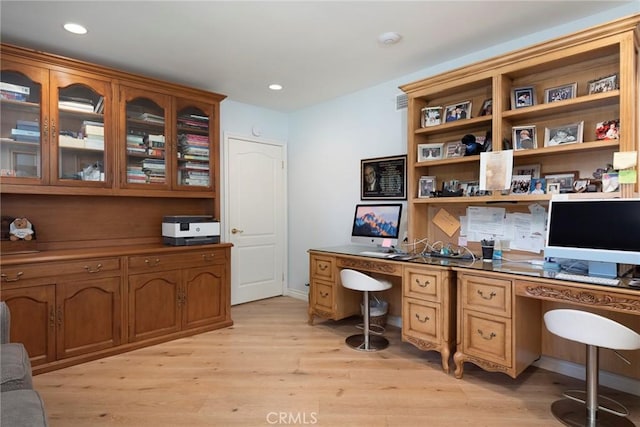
<box><xmin>551</xmin><ymin>398</ymin><xmax>634</xmax><ymax>427</ymax></box>
<box><xmin>345</xmin><ymin>334</ymin><xmax>389</xmax><ymax>352</ymax></box>
<box><xmin>562</xmin><ymin>390</ymin><xmax>630</xmax><ymax>417</ymax></box>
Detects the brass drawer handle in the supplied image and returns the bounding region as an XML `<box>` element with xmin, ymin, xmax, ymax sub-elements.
<box><xmin>318</xmin><ymin>264</ymin><xmax>328</xmax><ymax>271</ymax></box>
<box><xmin>145</xmin><ymin>258</ymin><xmax>161</xmax><ymax>267</ymax></box>
<box><xmin>84</xmin><ymin>263</ymin><xmax>103</xmax><ymax>273</ymax></box>
<box><xmin>57</xmin><ymin>306</ymin><xmax>63</xmax><ymax>327</ymax></box>
<box><xmin>414</xmin><ymin>313</ymin><xmax>430</xmax><ymax>323</ymax></box>
<box><xmin>1</xmin><ymin>272</ymin><xmax>23</xmax><ymax>282</ymax></box>
<box><xmin>49</xmin><ymin>306</ymin><xmax>56</xmax><ymax>328</ymax></box>
<box><xmin>477</xmin><ymin>290</ymin><xmax>496</xmax><ymax>300</ymax></box>
<box><xmin>319</xmin><ymin>291</ymin><xmax>329</xmax><ymax>298</ymax></box>
<box><xmin>416</xmin><ymin>278</ymin><xmax>430</xmax><ymax>288</ymax></box>
<box><xmin>477</xmin><ymin>329</ymin><xmax>496</xmax><ymax>340</ymax></box>
<box><xmin>202</xmin><ymin>253</ymin><xmax>215</xmax><ymax>262</ymax></box>
<box><xmin>43</xmin><ymin>117</ymin><xmax>49</xmax><ymax>139</ymax></box>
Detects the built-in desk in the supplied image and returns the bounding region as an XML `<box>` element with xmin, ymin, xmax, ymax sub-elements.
<box><xmin>308</xmin><ymin>246</ymin><xmax>640</xmax><ymax>382</ymax></box>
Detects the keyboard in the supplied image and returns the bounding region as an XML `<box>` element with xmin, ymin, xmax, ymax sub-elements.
<box><xmin>359</xmin><ymin>251</ymin><xmax>393</xmax><ymax>258</ymax></box>
<box><xmin>554</xmin><ymin>272</ymin><xmax>620</xmax><ymax>286</ymax></box>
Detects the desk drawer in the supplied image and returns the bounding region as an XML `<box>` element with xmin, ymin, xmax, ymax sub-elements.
<box><xmin>403</xmin><ymin>267</ymin><xmax>441</xmax><ymax>302</ymax></box>
<box><xmin>310</xmin><ymin>255</ymin><xmax>335</xmax><ymax>282</ymax></box>
<box><xmin>312</xmin><ymin>280</ymin><xmax>334</xmax><ymax>311</ymax></box>
<box><xmin>462</xmin><ymin>309</ymin><xmax>511</xmax><ymax>368</ymax></box>
<box><xmin>403</xmin><ymin>298</ymin><xmax>440</xmax><ymax>342</ymax></box>
<box><xmin>128</xmin><ymin>249</ymin><xmax>225</xmax><ymax>272</ymax></box>
<box><xmin>461</xmin><ymin>274</ymin><xmax>512</xmax><ymax>317</ymax></box>
<box><xmin>1</xmin><ymin>258</ymin><xmax>120</xmax><ymax>283</ymax></box>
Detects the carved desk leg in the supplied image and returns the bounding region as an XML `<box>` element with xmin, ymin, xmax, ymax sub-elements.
<box><xmin>453</xmin><ymin>351</ymin><xmax>465</xmax><ymax>379</ymax></box>
<box><xmin>440</xmin><ymin>346</ymin><xmax>450</xmax><ymax>374</ymax></box>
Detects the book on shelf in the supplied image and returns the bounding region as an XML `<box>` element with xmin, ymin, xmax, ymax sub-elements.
<box><xmin>11</xmin><ymin>128</ymin><xmax>40</xmax><ymax>143</ymax></box>
<box><xmin>59</xmin><ymin>100</ymin><xmax>95</xmax><ymax>113</ymax></box>
<box><xmin>1</xmin><ymin>90</ymin><xmax>28</xmax><ymax>102</ymax></box>
<box><xmin>16</xmin><ymin>120</ymin><xmax>40</xmax><ymax>132</ymax></box>
<box><xmin>83</xmin><ymin>124</ymin><xmax>104</xmax><ymax>137</ymax></box>
<box><xmin>136</xmin><ymin>112</ymin><xmax>165</xmax><ymax>123</ymax></box>
<box><xmin>0</xmin><ymin>82</ymin><xmax>30</xmax><ymax>95</ymax></box>
<box><xmin>94</xmin><ymin>96</ymin><xmax>104</xmax><ymax>114</ymax></box>
<box><xmin>59</xmin><ymin>135</ymin><xmax>85</xmax><ymax>149</ymax></box>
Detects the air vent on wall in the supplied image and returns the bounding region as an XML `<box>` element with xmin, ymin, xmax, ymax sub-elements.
<box><xmin>396</xmin><ymin>93</ymin><xmax>408</xmax><ymax>110</ymax></box>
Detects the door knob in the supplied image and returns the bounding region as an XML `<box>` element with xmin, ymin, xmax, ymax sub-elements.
<box><xmin>231</xmin><ymin>228</ymin><xmax>244</xmax><ymax>234</ymax></box>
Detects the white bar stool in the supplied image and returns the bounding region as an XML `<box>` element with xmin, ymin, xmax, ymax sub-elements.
<box><xmin>543</xmin><ymin>309</ymin><xmax>640</xmax><ymax>427</ymax></box>
<box><xmin>340</xmin><ymin>269</ymin><xmax>392</xmax><ymax>351</ymax></box>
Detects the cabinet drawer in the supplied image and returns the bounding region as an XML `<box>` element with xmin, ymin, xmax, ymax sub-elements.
<box><xmin>461</xmin><ymin>274</ymin><xmax>512</xmax><ymax>317</ymax></box>
<box><xmin>462</xmin><ymin>309</ymin><xmax>511</xmax><ymax>368</ymax></box>
<box><xmin>403</xmin><ymin>267</ymin><xmax>441</xmax><ymax>302</ymax></box>
<box><xmin>403</xmin><ymin>298</ymin><xmax>440</xmax><ymax>342</ymax></box>
<box><xmin>312</xmin><ymin>280</ymin><xmax>334</xmax><ymax>311</ymax></box>
<box><xmin>128</xmin><ymin>249</ymin><xmax>225</xmax><ymax>272</ymax></box>
<box><xmin>1</xmin><ymin>258</ymin><xmax>120</xmax><ymax>283</ymax></box>
<box><xmin>310</xmin><ymin>255</ymin><xmax>335</xmax><ymax>282</ymax></box>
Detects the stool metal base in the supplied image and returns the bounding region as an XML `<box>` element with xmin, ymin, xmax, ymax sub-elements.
<box><xmin>551</xmin><ymin>399</ymin><xmax>636</xmax><ymax>427</ymax></box>
<box><xmin>345</xmin><ymin>334</ymin><xmax>389</xmax><ymax>352</ymax></box>
<box><xmin>564</xmin><ymin>390</ymin><xmax>630</xmax><ymax>417</ymax></box>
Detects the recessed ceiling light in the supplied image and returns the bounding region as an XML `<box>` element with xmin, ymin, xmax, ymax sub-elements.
<box><xmin>378</xmin><ymin>32</ymin><xmax>401</xmax><ymax>45</ymax></box>
<box><xmin>269</xmin><ymin>84</ymin><xmax>283</xmax><ymax>91</ymax></box>
<box><xmin>64</xmin><ymin>23</ymin><xmax>88</xmax><ymax>35</ymax></box>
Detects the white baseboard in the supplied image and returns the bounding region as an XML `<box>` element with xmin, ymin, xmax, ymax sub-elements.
<box><xmin>533</xmin><ymin>356</ymin><xmax>640</xmax><ymax>397</ymax></box>
<box><xmin>285</xmin><ymin>288</ymin><xmax>308</xmax><ymax>301</ymax></box>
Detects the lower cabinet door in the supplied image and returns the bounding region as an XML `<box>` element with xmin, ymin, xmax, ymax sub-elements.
<box><xmin>56</xmin><ymin>277</ymin><xmax>122</xmax><ymax>360</ymax></box>
<box><xmin>403</xmin><ymin>298</ymin><xmax>440</xmax><ymax>343</ymax></box>
<box><xmin>128</xmin><ymin>270</ymin><xmax>181</xmax><ymax>342</ymax></box>
<box><xmin>462</xmin><ymin>309</ymin><xmax>511</xmax><ymax>368</ymax></box>
<box><xmin>2</xmin><ymin>285</ymin><xmax>56</xmax><ymax>366</ymax></box>
<box><xmin>182</xmin><ymin>265</ymin><xmax>226</xmax><ymax>330</ymax></box>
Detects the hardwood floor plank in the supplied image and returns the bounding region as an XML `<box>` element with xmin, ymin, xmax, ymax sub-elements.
<box><xmin>33</xmin><ymin>296</ymin><xmax>639</xmax><ymax>426</ymax></box>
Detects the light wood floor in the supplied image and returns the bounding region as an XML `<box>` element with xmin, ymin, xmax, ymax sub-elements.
<box><xmin>34</xmin><ymin>296</ymin><xmax>639</xmax><ymax>426</ymax></box>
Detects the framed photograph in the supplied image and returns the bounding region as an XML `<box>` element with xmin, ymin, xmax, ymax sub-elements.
<box><xmin>421</xmin><ymin>106</ymin><xmax>442</xmax><ymax>127</ymax></box>
<box><xmin>510</xmin><ymin>174</ymin><xmax>532</xmax><ymax>194</ymax></box>
<box><xmin>544</xmin><ymin>171</ymin><xmax>577</xmax><ymax>193</ymax></box>
<box><xmin>361</xmin><ymin>155</ymin><xmax>407</xmax><ymax>200</ymax></box>
<box><xmin>547</xmin><ymin>182</ymin><xmax>561</xmax><ymax>194</ymax></box>
<box><xmin>511</xmin><ymin>86</ymin><xmax>536</xmax><ymax>109</ymax></box>
<box><xmin>512</xmin><ymin>125</ymin><xmax>537</xmax><ymax>150</ymax></box>
<box><xmin>588</xmin><ymin>73</ymin><xmax>618</xmax><ymax>94</ymax></box>
<box><xmin>529</xmin><ymin>178</ymin><xmax>546</xmax><ymax>195</ymax></box>
<box><xmin>595</xmin><ymin>119</ymin><xmax>619</xmax><ymax>140</ymax></box>
<box><xmin>445</xmin><ymin>141</ymin><xmax>466</xmax><ymax>158</ymax></box>
<box><xmin>444</xmin><ymin>101</ymin><xmax>472</xmax><ymax>122</ymax></box>
<box><xmin>513</xmin><ymin>163</ymin><xmax>541</xmax><ymax>179</ymax></box>
<box><xmin>544</xmin><ymin>122</ymin><xmax>583</xmax><ymax>147</ymax></box>
<box><xmin>479</xmin><ymin>98</ymin><xmax>493</xmax><ymax>116</ymax></box>
<box><xmin>462</xmin><ymin>181</ymin><xmax>480</xmax><ymax>197</ymax></box>
<box><xmin>544</xmin><ymin>82</ymin><xmax>577</xmax><ymax>103</ymax></box>
<box><xmin>418</xmin><ymin>176</ymin><xmax>436</xmax><ymax>198</ymax></box>
<box><xmin>573</xmin><ymin>178</ymin><xmax>590</xmax><ymax>193</ymax></box>
<box><xmin>417</xmin><ymin>143</ymin><xmax>444</xmax><ymax>162</ymax></box>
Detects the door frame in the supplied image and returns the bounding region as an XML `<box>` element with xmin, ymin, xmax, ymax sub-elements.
<box><xmin>222</xmin><ymin>132</ymin><xmax>288</xmax><ymax>304</ymax></box>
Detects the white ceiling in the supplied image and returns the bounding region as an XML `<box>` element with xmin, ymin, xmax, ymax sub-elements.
<box><xmin>0</xmin><ymin>1</ymin><xmax>633</xmax><ymax>112</ymax></box>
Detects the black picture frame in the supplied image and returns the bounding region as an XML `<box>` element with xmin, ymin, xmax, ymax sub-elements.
<box><xmin>511</xmin><ymin>86</ymin><xmax>536</xmax><ymax>109</ymax></box>
<box><xmin>361</xmin><ymin>155</ymin><xmax>407</xmax><ymax>200</ymax></box>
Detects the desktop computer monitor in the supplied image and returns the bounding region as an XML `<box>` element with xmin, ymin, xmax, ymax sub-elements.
<box><xmin>544</xmin><ymin>198</ymin><xmax>640</xmax><ymax>278</ymax></box>
<box><xmin>351</xmin><ymin>203</ymin><xmax>402</xmax><ymax>248</ymax></box>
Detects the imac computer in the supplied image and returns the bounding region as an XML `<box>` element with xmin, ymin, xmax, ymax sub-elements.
<box><xmin>544</xmin><ymin>198</ymin><xmax>640</xmax><ymax>278</ymax></box>
<box><xmin>351</xmin><ymin>203</ymin><xmax>402</xmax><ymax>250</ymax></box>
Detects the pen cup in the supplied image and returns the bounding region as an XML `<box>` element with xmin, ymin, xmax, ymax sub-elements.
<box><xmin>481</xmin><ymin>240</ymin><xmax>495</xmax><ymax>262</ymax></box>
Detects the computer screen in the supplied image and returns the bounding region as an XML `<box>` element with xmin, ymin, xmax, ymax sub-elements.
<box><xmin>351</xmin><ymin>203</ymin><xmax>402</xmax><ymax>248</ymax></box>
<box><xmin>544</xmin><ymin>198</ymin><xmax>640</xmax><ymax>277</ymax></box>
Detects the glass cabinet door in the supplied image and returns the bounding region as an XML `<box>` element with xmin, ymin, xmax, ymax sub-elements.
<box><xmin>51</xmin><ymin>71</ymin><xmax>112</xmax><ymax>187</ymax></box>
<box><xmin>121</xmin><ymin>87</ymin><xmax>171</xmax><ymax>189</ymax></box>
<box><xmin>175</xmin><ymin>99</ymin><xmax>213</xmax><ymax>190</ymax></box>
<box><xmin>0</xmin><ymin>61</ymin><xmax>49</xmax><ymax>185</ymax></box>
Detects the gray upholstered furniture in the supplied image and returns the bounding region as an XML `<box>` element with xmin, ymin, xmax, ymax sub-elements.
<box><xmin>0</xmin><ymin>301</ymin><xmax>49</xmax><ymax>427</ymax></box>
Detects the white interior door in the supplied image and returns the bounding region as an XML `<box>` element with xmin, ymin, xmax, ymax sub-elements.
<box><xmin>224</xmin><ymin>134</ymin><xmax>286</xmax><ymax>305</ymax></box>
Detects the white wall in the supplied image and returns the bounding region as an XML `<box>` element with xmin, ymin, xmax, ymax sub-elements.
<box><xmin>221</xmin><ymin>4</ymin><xmax>639</xmax><ymax>296</ymax></box>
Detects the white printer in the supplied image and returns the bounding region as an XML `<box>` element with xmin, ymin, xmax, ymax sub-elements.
<box><xmin>162</xmin><ymin>215</ymin><xmax>220</xmax><ymax>246</ymax></box>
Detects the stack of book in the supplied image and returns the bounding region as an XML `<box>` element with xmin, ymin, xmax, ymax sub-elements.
<box><xmin>11</xmin><ymin>120</ymin><xmax>40</xmax><ymax>143</ymax></box>
<box><xmin>1</xmin><ymin>82</ymin><xmax>30</xmax><ymax>102</ymax></box>
<box><xmin>142</xmin><ymin>158</ymin><xmax>165</xmax><ymax>183</ymax></box>
<box><xmin>136</xmin><ymin>112</ymin><xmax>164</xmax><ymax>124</ymax></box>
<box><xmin>180</xmin><ymin>169</ymin><xmax>210</xmax><ymax>186</ymax></box>
<box><xmin>82</xmin><ymin>120</ymin><xmax>104</xmax><ymax>150</ymax></box>
<box><xmin>59</xmin><ymin>96</ymin><xmax>94</xmax><ymax>113</ymax></box>
<box><xmin>127</xmin><ymin>164</ymin><xmax>148</xmax><ymax>184</ymax></box>
<box><xmin>147</xmin><ymin>134</ymin><xmax>165</xmax><ymax>158</ymax></box>
<box><xmin>126</xmin><ymin>133</ymin><xmax>146</xmax><ymax>154</ymax></box>
<box><xmin>178</xmin><ymin>133</ymin><xmax>209</xmax><ymax>161</ymax></box>
<box><xmin>177</xmin><ymin>114</ymin><xmax>209</xmax><ymax>131</ymax></box>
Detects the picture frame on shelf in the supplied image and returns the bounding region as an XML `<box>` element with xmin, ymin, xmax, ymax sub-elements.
<box><xmin>462</xmin><ymin>181</ymin><xmax>480</xmax><ymax>197</ymax></box>
<box><xmin>417</xmin><ymin>143</ymin><xmax>444</xmax><ymax>162</ymax></box>
<box><xmin>512</xmin><ymin>125</ymin><xmax>537</xmax><ymax>150</ymax></box>
<box><xmin>418</xmin><ymin>176</ymin><xmax>436</xmax><ymax>198</ymax></box>
<box><xmin>444</xmin><ymin>101</ymin><xmax>472</xmax><ymax>122</ymax></box>
<box><xmin>445</xmin><ymin>141</ymin><xmax>466</xmax><ymax>158</ymax></box>
<box><xmin>595</xmin><ymin>119</ymin><xmax>619</xmax><ymax>140</ymax></box>
<box><xmin>529</xmin><ymin>178</ymin><xmax>546</xmax><ymax>195</ymax></box>
<box><xmin>588</xmin><ymin>73</ymin><xmax>618</xmax><ymax>94</ymax></box>
<box><xmin>513</xmin><ymin>163</ymin><xmax>541</xmax><ymax>179</ymax></box>
<box><xmin>511</xmin><ymin>86</ymin><xmax>536</xmax><ymax>109</ymax></box>
<box><xmin>479</xmin><ymin>98</ymin><xmax>492</xmax><ymax>116</ymax></box>
<box><xmin>421</xmin><ymin>106</ymin><xmax>442</xmax><ymax>127</ymax></box>
<box><xmin>510</xmin><ymin>174</ymin><xmax>532</xmax><ymax>194</ymax></box>
<box><xmin>544</xmin><ymin>82</ymin><xmax>577</xmax><ymax>103</ymax></box>
<box><xmin>547</xmin><ymin>182</ymin><xmax>561</xmax><ymax>194</ymax></box>
<box><xmin>573</xmin><ymin>178</ymin><xmax>590</xmax><ymax>193</ymax></box>
<box><xmin>544</xmin><ymin>122</ymin><xmax>583</xmax><ymax>147</ymax></box>
<box><xmin>361</xmin><ymin>155</ymin><xmax>407</xmax><ymax>200</ymax></box>
<box><xmin>544</xmin><ymin>171</ymin><xmax>577</xmax><ymax>193</ymax></box>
